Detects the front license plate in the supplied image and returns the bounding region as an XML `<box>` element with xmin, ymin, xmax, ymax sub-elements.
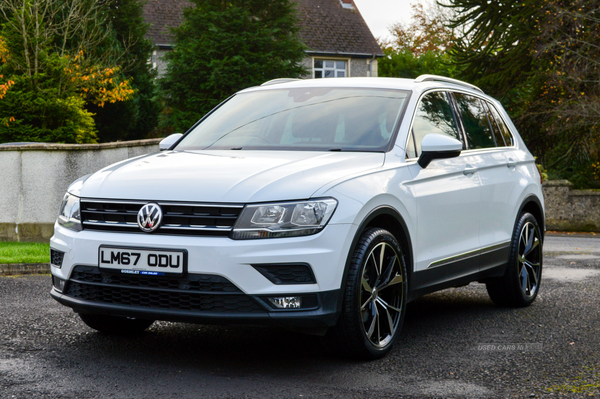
<box><xmin>98</xmin><ymin>246</ymin><xmax>186</xmax><ymax>275</ymax></box>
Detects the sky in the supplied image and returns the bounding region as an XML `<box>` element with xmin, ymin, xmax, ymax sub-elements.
<box><xmin>353</xmin><ymin>0</ymin><xmax>424</xmax><ymax>42</ymax></box>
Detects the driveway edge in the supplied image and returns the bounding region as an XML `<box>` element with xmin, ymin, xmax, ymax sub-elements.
<box><xmin>0</xmin><ymin>263</ymin><xmax>50</xmax><ymax>276</ymax></box>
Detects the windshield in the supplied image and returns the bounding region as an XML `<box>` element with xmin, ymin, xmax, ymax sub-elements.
<box><xmin>175</xmin><ymin>87</ymin><xmax>409</xmax><ymax>151</ymax></box>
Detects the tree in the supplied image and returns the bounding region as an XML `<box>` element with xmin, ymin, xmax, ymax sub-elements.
<box><xmin>378</xmin><ymin>48</ymin><xmax>459</xmax><ymax>80</ymax></box>
<box><xmin>159</xmin><ymin>0</ymin><xmax>308</xmax><ymax>132</ymax></box>
<box><xmin>0</xmin><ymin>37</ymin><xmax>14</xmax><ymax>129</ymax></box>
<box><xmin>379</xmin><ymin>3</ymin><xmax>459</xmax><ymax>79</ymax></box>
<box><xmin>445</xmin><ymin>0</ymin><xmax>541</xmax><ymax>97</ymax></box>
<box><xmin>0</xmin><ymin>0</ymin><xmax>135</xmax><ymax>143</ymax></box>
<box><xmin>446</xmin><ymin>0</ymin><xmax>600</xmax><ymax>187</ymax></box>
<box><xmin>87</xmin><ymin>0</ymin><xmax>160</xmax><ymax>142</ymax></box>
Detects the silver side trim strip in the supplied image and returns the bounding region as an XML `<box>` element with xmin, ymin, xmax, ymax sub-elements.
<box><xmin>428</xmin><ymin>242</ymin><xmax>511</xmax><ymax>269</ymax></box>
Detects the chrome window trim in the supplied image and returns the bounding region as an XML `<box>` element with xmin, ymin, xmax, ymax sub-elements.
<box><xmin>404</xmin><ymin>88</ymin><xmax>518</xmax><ymax>160</ymax></box>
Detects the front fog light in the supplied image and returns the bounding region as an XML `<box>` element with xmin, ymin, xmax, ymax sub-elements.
<box><xmin>269</xmin><ymin>296</ymin><xmax>302</xmax><ymax>309</ymax></box>
<box><xmin>52</xmin><ymin>276</ymin><xmax>66</xmax><ymax>292</ymax></box>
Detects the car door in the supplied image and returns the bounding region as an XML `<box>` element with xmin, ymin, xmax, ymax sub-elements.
<box><xmin>451</xmin><ymin>92</ymin><xmax>517</xmax><ymax>272</ymax></box>
<box><xmin>404</xmin><ymin>90</ymin><xmax>483</xmax><ymax>291</ymax></box>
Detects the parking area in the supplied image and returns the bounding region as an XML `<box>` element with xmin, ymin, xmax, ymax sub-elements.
<box><xmin>1</xmin><ymin>233</ymin><xmax>599</xmax><ymax>398</ymax></box>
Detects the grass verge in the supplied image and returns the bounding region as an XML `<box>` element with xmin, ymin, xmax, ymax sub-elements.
<box><xmin>0</xmin><ymin>242</ymin><xmax>50</xmax><ymax>264</ymax></box>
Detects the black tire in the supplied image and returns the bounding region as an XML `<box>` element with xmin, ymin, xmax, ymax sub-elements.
<box><xmin>323</xmin><ymin>228</ymin><xmax>407</xmax><ymax>359</ymax></box>
<box><xmin>486</xmin><ymin>212</ymin><xmax>543</xmax><ymax>307</ymax></box>
<box><xmin>79</xmin><ymin>313</ymin><xmax>154</xmax><ymax>335</ymax></box>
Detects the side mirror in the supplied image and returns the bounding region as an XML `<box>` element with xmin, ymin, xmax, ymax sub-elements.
<box><xmin>418</xmin><ymin>133</ymin><xmax>462</xmax><ymax>168</ymax></box>
<box><xmin>159</xmin><ymin>133</ymin><xmax>183</xmax><ymax>151</ymax></box>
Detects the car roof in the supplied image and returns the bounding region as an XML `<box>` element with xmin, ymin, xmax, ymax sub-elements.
<box><xmin>240</xmin><ymin>75</ymin><xmax>486</xmax><ymax>98</ymax></box>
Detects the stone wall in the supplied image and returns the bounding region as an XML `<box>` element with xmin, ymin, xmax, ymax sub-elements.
<box><xmin>151</xmin><ymin>49</ymin><xmax>171</xmax><ymax>77</ymax></box>
<box><xmin>349</xmin><ymin>57</ymin><xmax>369</xmax><ymax>77</ymax></box>
<box><xmin>0</xmin><ymin>139</ymin><xmax>161</xmax><ymax>242</ymax></box>
<box><xmin>543</xmin><ymin>180</ymin><xmax>600</xmax><ymax>232</ymax></box>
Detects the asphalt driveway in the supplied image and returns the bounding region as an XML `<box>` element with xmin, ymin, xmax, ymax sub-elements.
<box><xmin>1</xmin><ymin>233</ymin><xmax>599</xmax><ymax>398</ymax></box>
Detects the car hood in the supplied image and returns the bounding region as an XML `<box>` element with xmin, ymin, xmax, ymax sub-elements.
<box><xmin>77</xmin><ymin>150</ymin><xmax>385</xmax><ymax>203</ymax></box>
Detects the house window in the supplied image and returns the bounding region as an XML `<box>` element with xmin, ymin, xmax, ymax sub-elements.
<box><xmin>314</xmin><ymin>60</ymin><xmax>347</xmax><ymax>78</ymax></box>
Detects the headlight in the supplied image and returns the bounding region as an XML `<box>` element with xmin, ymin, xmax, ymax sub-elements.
<box><xmin>231</xmin><ymin>198</ymin><xmax>337</xmax><ymax>239</ymax></box>
<box><xmin>57</xmin><ymin>192</ymin><xmax>82</xmax><ymax>231</ymax></box>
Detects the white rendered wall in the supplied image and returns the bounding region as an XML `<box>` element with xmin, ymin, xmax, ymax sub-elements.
<box><xmin>0</xmin><ymin>139</ymin><xmax>160</xmax><ymax>241</ymax></box>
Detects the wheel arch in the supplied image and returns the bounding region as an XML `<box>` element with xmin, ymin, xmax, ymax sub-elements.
<box><xmin>337</xmin><ymin>206</ymin><xmax>414</xmax><ymax>313</ymax></box>
<box><xmin>518</xmin><ymin>195</ymin><xmax>545</xmax><ymax>238</ymax></box>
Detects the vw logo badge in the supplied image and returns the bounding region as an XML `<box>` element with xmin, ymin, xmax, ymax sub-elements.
<box><xmin>137</xmin><ymin>203</ymin><xmax>163</xmax><ymax>233</ymax></box>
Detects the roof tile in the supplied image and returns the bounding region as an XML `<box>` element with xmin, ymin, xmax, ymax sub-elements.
<box><xmin>143</xmin><ymin>0</ymin><xmax>192</xmax><ymax>46</ymax></box>
<box><xmin>143</xmin><ymin>0</ymin><xmax>383</xmax><ymax>56</ymax></box>
<box><xmin>292</xmin><ymin>0</ymin><xmax>383</xmax><ymax>56</ymax></box>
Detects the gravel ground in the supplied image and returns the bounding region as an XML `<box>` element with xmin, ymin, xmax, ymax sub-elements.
<box><xmin>0</xmin><ymin>234</ymin><xmax>599</xmax><ymax>398</ymax></box>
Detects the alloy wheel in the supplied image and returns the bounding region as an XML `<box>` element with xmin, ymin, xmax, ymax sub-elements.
<box><xmin>517</xmin><ymin>221</ymin><xmax>542</xmax><ymax>298</ymax></box>
<box><xmin>359</xmin><ymin>241</ymin><xmax>405</xmax><ymax>348</ymax></box>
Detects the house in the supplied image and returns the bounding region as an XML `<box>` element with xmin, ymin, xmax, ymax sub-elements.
<box><xmin>143</xmin><ymin>0</ymin><xmax>384</xmax><ymax>78</ymax></box>
<box><xmin>293</xmin><ymin>0</ymin><xmax>384</xmax><ymax>78</ymax></box>
<box><xmin>143</xmin><ymin>0</ymin><xmax>190</xmax><ymax>73</ymax></box>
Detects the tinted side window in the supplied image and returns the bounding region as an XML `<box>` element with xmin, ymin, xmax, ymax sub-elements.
<box><xmin>454</xmin><ymin>93</ymin><xmax>496</xmax><ymax>149</ymax></box>
<box><xmin>483</xmin><ymin>101</ymin><xmax>506</xmax><ymax>147</ymax></box>
<box><xmin>407</xmin><ymin>91</ymin><xmax>461</xmax><ymax>158</ymax></box>
<box><xmin>487</xmin><ymin>104</ymin><xmax>514</xmax><ymax>146</ymax></box>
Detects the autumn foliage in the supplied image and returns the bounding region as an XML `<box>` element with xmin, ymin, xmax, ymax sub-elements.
<box><xmin>64</xmin><ymin>52</ymin><xmax>134</xmax><ymax>108</ymax></box>
<box><xmin>0</xmin><ymin>0</ymin><xmax>141</xmax><ymax>144</ymax></box>
<box><xmin>0</xmin><ymin>37</ymin><xmax>15</xmax><ymax>127</ymax></box>
<box><xmin>378</xmin><ymin>4</ymin><xmax>459</xmax><ymax>80</ymax></box>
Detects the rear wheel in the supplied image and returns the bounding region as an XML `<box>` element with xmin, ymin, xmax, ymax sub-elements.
<box><xmin>324</xmin><ymin>228</ymin><xmax>407</xmax><ymax>359</ymax></box>
<box><xmin>79</xmin><ymin>313</ymin><xmax>154</xmax><ymax>335</ymax></box>
<box><xmin>486</xmin><ymin>212</ymin><xmax>543</xmax><ymax>307</ymax></box>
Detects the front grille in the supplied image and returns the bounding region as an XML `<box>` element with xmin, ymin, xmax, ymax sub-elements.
<box><xmin>80</xmin><ymin>199</ymin><xmax>243</xmax><ymax>236</ymax></box>
<box><xmin>70</xmin><ymin>266</ymin><xmax>241</xmax><ymax>292</ymax></box>
<box><xmin>65</xmin><ymin>266</ymin><xmax>265</xmax><ymax>314</ymax></box>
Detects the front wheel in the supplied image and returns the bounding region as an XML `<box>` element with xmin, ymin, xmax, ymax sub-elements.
<box><xmin>486</xmin><ymin>212</ymin><xmax>543</xmax><ymax>307</ymax></box>
<box><xmin>324</xmin><ymin>228</ymin><xmax>407</xmax><ymax>359</ymax></box>
<box><xmin>79</xmin><ymin>313</ymin><xmax>154</xmax><ymax>335</ymax></box>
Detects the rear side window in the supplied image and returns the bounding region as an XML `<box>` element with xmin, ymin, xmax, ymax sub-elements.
<box><xmin>483</xmin><ymin>101</ymin><xmax>506</xmax><ymax>147</ymax></box>
<box><xmin>487</xmin><ymin>104</ymin><xmax>514</xmax><ymax>146</ymax></box>
<box><xmin>406</xmin><ymin>91</ymin><xmax>461</xmax><ymax>158</ymax></box>
<box><xmin>454</xmin><ymin>93</ymin><xmax>496</xmax><ymax>149</ymax></box>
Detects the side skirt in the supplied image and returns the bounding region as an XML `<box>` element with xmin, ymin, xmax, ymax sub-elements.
<box><xmin>408</xmin><ymin>243</ymin><xmax>510</xmax><ymax>302</ymax></box>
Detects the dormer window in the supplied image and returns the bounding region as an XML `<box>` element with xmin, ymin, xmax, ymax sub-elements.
<box><xmin>340</xmin><ymin>0</ymin><xmax>354</xmax><ymax>9</ymax></box>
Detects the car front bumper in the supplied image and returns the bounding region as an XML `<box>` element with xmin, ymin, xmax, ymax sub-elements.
<box><xmin>50</xmin><ymin>222</ymin><xmax>357</xmax><ymax>330</ymax></box>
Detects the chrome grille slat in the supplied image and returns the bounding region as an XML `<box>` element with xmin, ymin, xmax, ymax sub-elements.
<box><xmin>83</xmin><ymin>210</ymin><xmax>139</xmax><ymax>215</ymax></box>
<box><xmin>80</xmin><ymin>199</ymin><xmax>242</xmax><ymax>236</ymax></box>
<box><xmin>83</xmin><ymin>221</ymin><xmax>137</xmax><ymax>227</ymax></box>
<box><xmin>161</xmin><ymin>225</ymin><xmax>232</xmax><ymax>231</ymax></box>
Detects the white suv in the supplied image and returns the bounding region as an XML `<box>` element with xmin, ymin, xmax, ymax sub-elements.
<box><xmin>50</xmin><ymin>76</ymin><xmax>544</xmax><ymax>359</ymax></box>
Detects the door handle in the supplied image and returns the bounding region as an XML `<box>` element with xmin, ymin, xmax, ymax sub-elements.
<box><xmin>507</xmin><ymin>158</ymin><xmax>517</xmax><ymax>169</ymax></box>
<box><xmin>463</xmin><ymin>165</ymin><xmax>477</xmax><ymax>175</ymax></box>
